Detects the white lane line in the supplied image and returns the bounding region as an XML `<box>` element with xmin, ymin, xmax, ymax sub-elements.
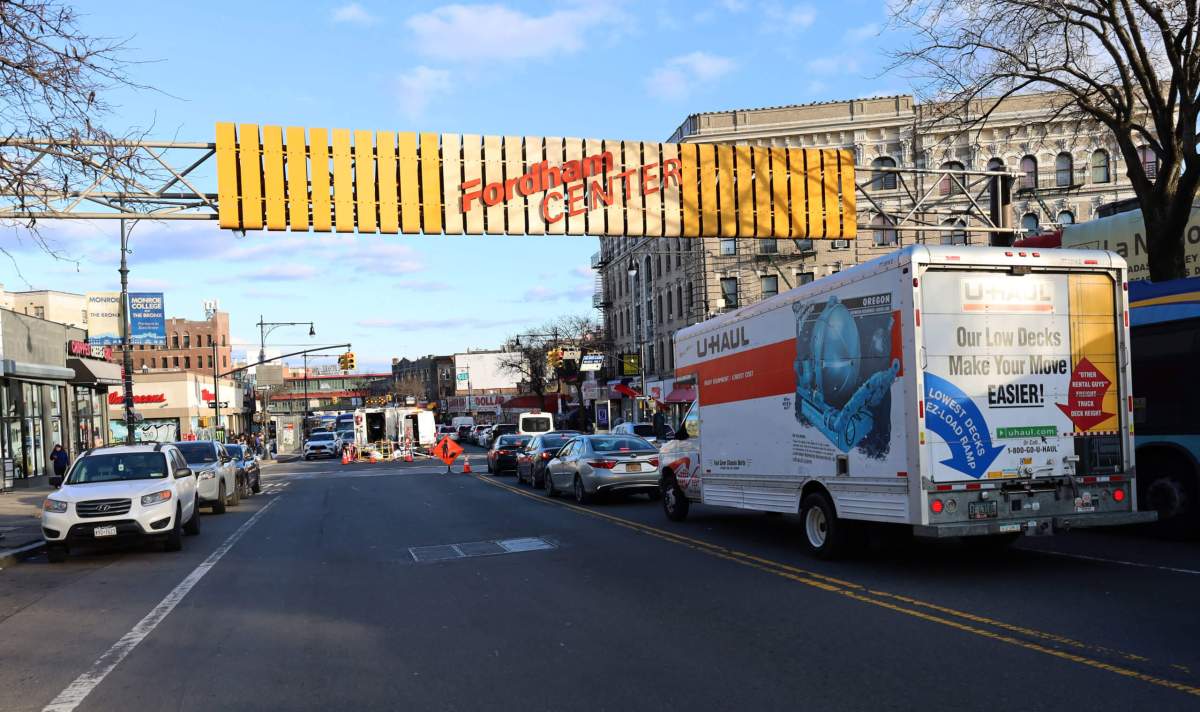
<box><xmin>1027</xmin><ymin>548</ymin><xmax>1200</xmax><ymax>575</ymax></box>
<box><xmin>42</xmin><ymin>497</ymin><xmax>281</xmax><ymax>712</ymax></box>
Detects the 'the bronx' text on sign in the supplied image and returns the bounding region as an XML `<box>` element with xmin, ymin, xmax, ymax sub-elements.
<box><xmin>215</xmin><ymin>123</ymin><xmax>856</xmax><ymax>239</ymax></box>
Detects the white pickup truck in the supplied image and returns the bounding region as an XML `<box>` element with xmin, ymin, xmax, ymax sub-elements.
<box><xmin>659</xmin><ymin>245</ymin><xmax>1155</xmax><ymax>557</ymax></box>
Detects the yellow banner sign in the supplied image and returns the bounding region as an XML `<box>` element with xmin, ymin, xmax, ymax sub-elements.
<box><xmin>215</xmin><ymin>123</ymin><xmax>856</xmax><ymax>238</ymax></box>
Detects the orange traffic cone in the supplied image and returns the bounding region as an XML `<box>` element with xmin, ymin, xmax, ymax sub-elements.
<box><xmin>341</xmin><ymin>448</ymin><xmax>350</xmax><ymax>465</ymax></box>
<box><xmin>462</xmin><ymin>458</ymin><xmax>472</xmax><ymax>474</ymax></box>
<box><xmin>404</xmin><ymin>450</ymin><xmax>413</xmax><ymax>463</ymax></box>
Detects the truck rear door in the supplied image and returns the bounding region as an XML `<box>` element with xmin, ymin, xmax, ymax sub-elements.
<box><xmin>919</xmin><ymin>267</ymin><xmax>1124</xmax><ymax>483</ymax></box>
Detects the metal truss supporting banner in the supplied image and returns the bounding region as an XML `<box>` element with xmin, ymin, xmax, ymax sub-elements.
<box><xmin>0</xmin><ymin>130</ymin><xmax>1014</xmax><ymax>243</ymax></box>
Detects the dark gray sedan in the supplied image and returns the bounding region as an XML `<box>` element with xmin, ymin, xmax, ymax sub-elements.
<box><xmin>224</xmin><ymin>444</ymin><xmax>261</xmax><ymax>498</ymax></box>
<box><xmin>544</xmin><ymin>434</ymin><xmax>660</xmax><ymax>503</ymax></box>
<box><xmin>516</xmin><ymin>431</ymin><xmax>580</xmax><ymax>488</ymax></box>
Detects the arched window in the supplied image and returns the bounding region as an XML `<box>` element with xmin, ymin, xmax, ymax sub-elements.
<box><xmin>940</xmin><ymin>218</ymin><xmax>967</xmax><ymax>245</ymax></box>
<box><xmin>1057</xmin><ymin>210</ymin><xmax>1075</xmax><ymax>225</ymax></box>
<box><xmin>1137</xmin><ymin>145</ymin><xmax>1158</xmax><ymax>179</ymax></box>
<box><xmin>939</xmin><ymin>161</ymin><xmax>965</xmax><ymax>195</ymax></box>
<box><xmin>871</xmin><ymin>214</ymin><xmax>897</xmax><ymax>246</ymax></box>
<box><xmin>1055</xmin><ymin>152</ymin><xmax>1074</xmax><ymax>187</ymax></box>
<box><xmin>1090</xmin><ymin>150</ymin><xmax>1110</xmax><ymax>183</ymax></box>
<box><xmin>1021</xmin><ymin>212</ymin><xmax>1040</xmax><ymax>234</ymax></box>
<box><xmin>1020</xmin><ymin>156</ymin><xmax>1038</xmax><ymax>189</ymax></box>
<box><xmin>871</xmin><ymin>156</ymin><xmax>897</xmax><ymax>190</ymax></box>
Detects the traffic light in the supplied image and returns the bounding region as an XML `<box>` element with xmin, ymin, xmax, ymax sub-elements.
<box><xmin>337</xmin><ymin>353</ymin><xmax>347</xmax><ymax>370</ymax></box>
<box><xmin>344</xmin><ymin>352</ymin><xmax>357</xmax><ymax>371</ymax></box>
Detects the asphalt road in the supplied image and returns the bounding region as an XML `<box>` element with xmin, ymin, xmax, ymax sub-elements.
<box><xmin>1</xmin><ymin>448</ymin><xmax>1197</xmax><ymax>711</ymax></box>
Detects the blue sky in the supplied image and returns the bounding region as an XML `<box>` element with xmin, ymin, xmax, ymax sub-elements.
<box><xmin>5</xmin><ymin>0</ymin><xmax>904</xmax><ymax>372</ymax></box>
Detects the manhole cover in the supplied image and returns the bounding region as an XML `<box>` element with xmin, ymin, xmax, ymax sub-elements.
<box><xmin>409</xmin><ymin>544</ymin><xmax>463</xmax><ymax>562</ymax></box>
<box><xmin>498</xmin><ymin>537</ymin><xmax>554</xmax><ymax>553</ymax></box>
<box><xmin>456</xmin><ymin>541</ymin><xmax>505</xmax><ymax>556</ymax></box>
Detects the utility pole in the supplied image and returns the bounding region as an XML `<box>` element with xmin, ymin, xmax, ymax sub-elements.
<box><xmin>303</xmin><ymin>352</ymin><xmax>310</xmax><ymax>416</ymax></box>
<box><xmin>211</xmin><ymin>338</ymin><xmax>220</xmax><ymax>441</ymax></box>
<box><xmin>118</xmin><ymin>216</ymin><xmax>135</xmax><ymax>445</ymax></box>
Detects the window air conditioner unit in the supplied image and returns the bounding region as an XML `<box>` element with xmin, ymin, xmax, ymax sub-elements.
<box><xmin>715</xmin><ymin>298</ymin><xmax>726</xmax><ymax>310</ymax></box>
<box><xmin>832</xmin><ymin>239</ymin><xmax>850</xmax><ymax>249</ymax></box>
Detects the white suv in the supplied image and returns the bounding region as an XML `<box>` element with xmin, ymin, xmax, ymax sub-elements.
<box><xmin>42</xmin><ymin>443</ymin><xmax>201</xmax><ymax>563</ymax></box>
<box><xmin>173</xmin><ymin>440</ymin><xmax>240</xmax><ymax>512</ymax></box>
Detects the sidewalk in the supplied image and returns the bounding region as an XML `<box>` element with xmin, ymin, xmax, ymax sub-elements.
<box><xmin>0</xmin><ymin>485</ymin><xmax>52</xmax><ymax>566</ymax></box>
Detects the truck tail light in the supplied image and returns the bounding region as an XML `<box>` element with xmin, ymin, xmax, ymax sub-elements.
<box><xmin>930</xmin><ymin>499</ymin><xmax>945</xmax><ymax>514</ymax></box>
<box><xmin>1112</xmin><ymin>488</ymin><xmax>1126</xmax><ymax>502</ymax></box>
<box><xmin>588</xmin><ymin>460</ymin><xmax>617</xmax><ymax>469</ymax></box>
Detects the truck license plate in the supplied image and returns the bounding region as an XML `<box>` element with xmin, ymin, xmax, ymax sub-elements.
<box><xmin>626</xmin><ymin>462</ymin><xmax>642</xmax><ymax>472</ymax></box>
<box><xmin>968</xmin><ymin>501</ymin><xmax>998</xmax><ymax>520</ymax></box>
<box><xmin>93</xmin><ymin>525</ymin><xmax>118</xmax><ymax>537</ymax></box>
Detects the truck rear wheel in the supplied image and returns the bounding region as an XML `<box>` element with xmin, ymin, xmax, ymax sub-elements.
<box><xmin>662</xmin><ymin>475</ymin><xmax>689</xmax><ymax>522</ymax></box>
<box><xmin>801</xmin><ymin>491</ymin><xmax>848</xmax><ymax>560</ymax></box>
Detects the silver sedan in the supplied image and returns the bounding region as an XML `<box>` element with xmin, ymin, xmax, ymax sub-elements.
<box><xmin>543</xmin><ymin>434</ymin><xmax>660</xmax><ymax>504</ymax></box>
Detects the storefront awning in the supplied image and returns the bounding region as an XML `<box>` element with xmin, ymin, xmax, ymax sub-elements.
<box><xmin>67</xmin><ymin>357</ymin><xmax>123</xmax><ymax>386</ymax></box>
<box><xmin>2</xmin><ymin>359</ymin><xmax>76</xmax><ymax>382</ymax></box>
<box><xmin>664</xmin><ymin>385</ymin><xmax>696</xmax><ymax>403</ymax></box>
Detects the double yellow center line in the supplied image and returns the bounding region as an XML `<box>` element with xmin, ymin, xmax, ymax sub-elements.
<box><xmin>474</xmin><ymin>474</ymin><xmax>1199</xmax><ymax>698</ymax></box>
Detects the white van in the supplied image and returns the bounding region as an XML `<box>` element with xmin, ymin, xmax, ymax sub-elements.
<box><xmin>518</xmin><ymin>411</ymin><xmax>553</xmax><ymax>435</ymax></box>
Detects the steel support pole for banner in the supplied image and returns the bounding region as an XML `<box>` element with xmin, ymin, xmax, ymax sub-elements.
<box><xmin>118</xmin><ymin>216</ymin><xmax>136</xmax><ymax>445</ymax></box>
<box><xmin>212</xmin><ymin>339</ymin><xmax>220</xmax><ymax>439</ymax></box>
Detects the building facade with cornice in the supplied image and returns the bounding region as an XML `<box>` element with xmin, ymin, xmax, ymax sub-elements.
<box><xmin>594</xmin><ymin>92</ymin><xmax>1145</xmax><ymax>418</ymax></box>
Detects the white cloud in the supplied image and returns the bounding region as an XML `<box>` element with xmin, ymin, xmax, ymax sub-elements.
<box><xmin>719</xmin><ymin>0</ymin><xmax>748</xmax><ymax>11</ymax></box>
<box><xmin>395</xmin><ymin>65</ymin><xmax>453</xmax><ymax>120</ymax></box>
<box><xmin>845</xmin><ymin>22</ymin><xmax>879</xmax><ymax>43</ymax></box>
<box><xmin>765</xmin><ymin>3</ymin><xmax>816</xmax><ymax>30</ymax></box>
<box><xmin>405</xmin><ymin>4</ymin><xmax>626</xmax><ymax>63</ymax></box>
<box><xmin>332</xmin><ymin>3</ymin><xmax>375</xmax><ymax>25</ymax></box>
<box><xmin>646</xmin><ymin>51</ymin><xmax>736</xmax><ymax>101</ymax></box>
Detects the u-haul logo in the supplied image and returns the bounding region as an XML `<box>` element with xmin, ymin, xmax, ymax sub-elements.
<box><xmin>961</xmin><ymin>277</ymin><xmax>1054</xmax><ymax>313</ymax></box>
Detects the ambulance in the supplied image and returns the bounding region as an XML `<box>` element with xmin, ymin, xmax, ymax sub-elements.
<box><xmin>659</xmin><ymin>245</ymin><xmax>1156</xmax><ymax>558</ymax></box>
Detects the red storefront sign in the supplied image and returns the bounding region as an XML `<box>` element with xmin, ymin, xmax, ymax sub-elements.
<box><xmin>107</xmin><ymin>392</ymin><xmax>166</xmax><ymax>405</ymax></box>
<box><xmin>67</xmin><ymin>340</ymin><xmax>114</xmax><ymax>361</ymax></box>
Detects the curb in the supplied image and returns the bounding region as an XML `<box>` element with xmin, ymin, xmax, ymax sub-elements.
<box><xmin>0</xmin><ymin>539</ymin><xmax>44</xmax><ymax>568</ymax></box>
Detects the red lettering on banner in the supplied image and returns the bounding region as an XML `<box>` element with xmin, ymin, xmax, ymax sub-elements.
<box><xmin>460</xmin><ymin>178</ymin><xmax>482</xmax><ymax>212</ymax></box>
<box><xmin>482</xmin><ymin>183</ymin><xmax>504</xmax><ymax>206</ymax></box>
<box><xmin>589</xmin><ymin>178</ymin><xmax>613</xmax><ymax>207</ymax></box>
<box><xmin>566</xmin><ymin>183</ymin><xmax>586</xmax><ymax>217</ymax></box>
<box><xmin>641</xmin><ymin>163</ymin><xmax>660</xmax><ymax>195</ymax></box>
<box><xmin>542</xmin><ymin>191</ymin><xmax>564</xmax><ymax>223</ymax></box>
<box><xmin>615</xmin><ymin>169</ymin><xmax>637</xmax><ymax>198</ymax></box>
<box><xmin>661</xmin><ymin>158</ymin><xmax>682</xmax><ymax>189</ymax></box>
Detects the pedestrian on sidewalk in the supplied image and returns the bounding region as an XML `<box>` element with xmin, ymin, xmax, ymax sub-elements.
<box><xmin>51</xmin><ymin>444</ymin><xmax>70</xmax><ymax>484</ymax></box>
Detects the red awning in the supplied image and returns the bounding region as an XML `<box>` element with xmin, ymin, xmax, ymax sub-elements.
<box><xmin>502</xmin><ymin>394</ymin><xmax>569</xmax><ymax>410</ymax></box>
<box><xmin>664</xmin><ymin>386</ymin><xmax>696</xmax><ymax>403</ymax></box>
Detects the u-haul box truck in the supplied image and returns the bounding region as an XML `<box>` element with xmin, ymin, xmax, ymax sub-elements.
<box><xmin>659</xmin><ymin>245</ymin><xmax>1155</xmax><ymax>557</ymax></box>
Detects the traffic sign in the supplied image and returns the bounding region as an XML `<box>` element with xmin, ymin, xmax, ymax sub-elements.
<box><xmin>580</xmin><ymin>353</ymin><xmax>604</xmax><ymax>371</ymax></box>
<box><xmin>434</xmin><ymin>436</ymin><xmax>463</xmax><ymax>466</ymax></box>
<box><xmin>206</xmin><ymin>401</ymin><xmax>229</xmax><ymax>409</ymax></box>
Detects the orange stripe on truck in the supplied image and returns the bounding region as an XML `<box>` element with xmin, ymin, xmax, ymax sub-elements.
<box><xmin>688</xmin><ymin>339</ymin><xmax>797</xmax><ymax>406</ymax></box>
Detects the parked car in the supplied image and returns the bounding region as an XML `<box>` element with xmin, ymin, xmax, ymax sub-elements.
<box><xmin>544</xmin><ymin>434</ymin><xmax>660</xmax><ymax>503</ymax></box>
<box><xmin>224</xmin><ymin>443</ymin><xmax>261</xmax><ymax>498</ymax></box>
<box><xmin>174</xmin><ymin>440</ymin><xmax>240</xmax><ymax>513</ymax></box>
<box><xmin>481</xmin><ymin>423</ymin><xmax>516</xmax><ymax>449</ymax></box>
<box><xmin>303</xmin><ymin>431</ymin><xmax>338</xmax><ymax>460</ymax></box>
<box><xmin>456</xmin><ymin>424</ymin><xmax>473</xmax><ymax>442</ymax></box>
<box><xmin>41</xmin><ymin>443</ymin><xmax>201</xmax><ymax>562</ymax></box>
<box><xmin>469</xmin><ymin>424</ymin><xmax>490</xmax><ymax>444</ymax></box>
<box><xmin>611</xmin><ymin>421</ymin><xmax>673</xmax><ymax>446</ymax></box>
<box><xmin>516</xmin><ymin>431</ymin><xmax>581</xmax><ymax>488</ymax></box>
<box><xmin>475</xmin><ymin>425</ymin><xmax>493</xmax><ymax>447</ymax></box>
<box><xmin>487</xmin><ymin>434</ymin><xmax>532</xmax><ymax>475</ymax></box>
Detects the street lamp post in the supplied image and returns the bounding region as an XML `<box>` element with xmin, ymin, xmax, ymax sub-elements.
<box><xmin>118</xmin><ymin>216</ymin><xmax>137</xmax><ymax>444</ymax></box>
<box><xmin>255</xmin><ymin>315</ymin><xmax>315</xmax><ymax>431</ymax></box>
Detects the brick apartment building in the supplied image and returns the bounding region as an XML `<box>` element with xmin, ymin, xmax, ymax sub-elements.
<box><xmin>118</xmin><ymin>310</ymin><xmax>232</xmax><ymax>377</ymax></box>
